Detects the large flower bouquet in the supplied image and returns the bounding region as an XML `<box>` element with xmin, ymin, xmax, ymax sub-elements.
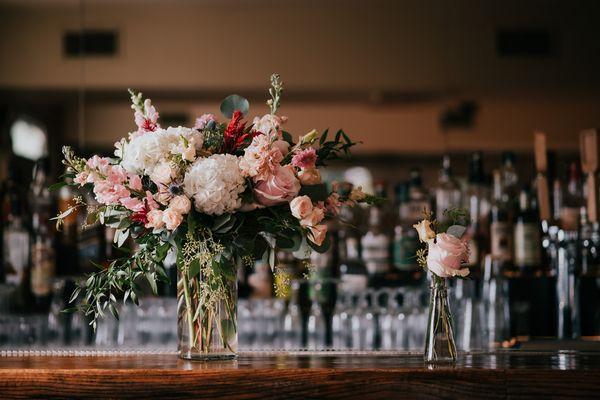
<box><xmin>56</xmin><ymin>74</ymin><xmax>374</xmax><ymax>359</ymax></box>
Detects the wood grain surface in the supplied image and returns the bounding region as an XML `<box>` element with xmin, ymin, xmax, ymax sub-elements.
<box><xmin>0</xmin><ymin>351</ymin><xmax>598</xmax><ymax>399</ymax></box>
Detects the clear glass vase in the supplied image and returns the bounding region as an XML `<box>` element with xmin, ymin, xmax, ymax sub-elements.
<box><xmin>177</xmin><ymin>263</ymin><xmax>237</xmax><ymax>361</ymax></box>
<box><xmin>424</xmin><ymin>276</ymin><xmax>457</xmax><ymax>363</ymax></box>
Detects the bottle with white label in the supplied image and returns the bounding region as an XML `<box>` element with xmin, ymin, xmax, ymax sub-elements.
<box><xmin>489</xmin><ymin>170</ymin><xmax>513</xmax><ymax>264</ymax></box>
<box><xmin>361</xmin><ymin>207</ymin><xmax>390</xmax><ymax>279</ymax></box>
<box><xmin>513</xmin><ymin>188</ymin><xmax>541</xmax><ymax>273</ymax></box>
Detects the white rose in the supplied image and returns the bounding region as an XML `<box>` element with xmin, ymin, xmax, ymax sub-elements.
<box><xmin>150</xmin><ymin>162</ymin><xmax>174</xmax><ymax>185</ymax></box>
<box><xmin>290</xmin><ymin>195</ymin><xmax>313</xmax><ymax>220</ymax></box>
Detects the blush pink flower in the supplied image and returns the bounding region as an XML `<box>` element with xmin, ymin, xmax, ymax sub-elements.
<box><xmin>134</xmin><ymin>99</ymin><xmax>159</xmax><ymax>134</ymax></box>
<box><xmin>74</xmin><ymin>171</ymin><xmax>90</xmax><ymax>185</ymax></box>
<box><xmin>254</xmin><ymin>164</ymin><xmax>300</xmax><ymax>206</ymax></box>
<box><xmin>94</xmin><ymin>182</ymin><xmax>131</xmax><ymax>205</ymax></box>
<box><xmin>426</xmin><ymin>233</ymin><xmax>470</xmax><ymax>278</ymax></box>
<box><xmin>239</xmin><ymin>134</ymin><xmax>286</xmax><ymax>180</ymax></box>
<box><xmin>145</xmin><ymin>191</ymin><xmax>159</xmax><ymax>211</ymax></box>
<box><xmin>162</xmin><ymin>208</ymin><xmax>183</xmax><ymax>230</ymax></box>
<box><xmin>86</xmin><ymin>155</ymin><xmax>110</xmax><ymax>171</ymax></box>
<box><xmin>308</xmin><ymin>224</ymin><xmax>328</xmax><ymax>246</ymax></box>
<box><xmin>325</xmin><ymin>192</ymin><xmax>342</xmax><ymax>215</ymax></box>
<box><xmin>120</xmin><ymin>196</ymin><xmax>145</xmax><ymax>212</ymax></box>
<box><xmin>145</xmin><ymin>209</ymin><xmax>165</xmax><ymax>229</ymax></box>
<box><xmin>129</xmin><ymin>175</ymin><xmax>143</xmax><ymax>191</ymax></box>
<box><xmin>194</xmin><ymin>113</ymin><xmax>216</xmax><ymax>130</ymax></box>
<box><xmin>290</xmin><ymin>195</ymin><xmax>313</xmax><ymax>220</ymax></box>
<box><xmin>292</xmin><ymin>147</ymin><xmax>317</xmax><ymax>169</ymax></box>
<box><xmin>106</xmin><ymin>165</ymin><xmax>128</xmax><ymax>185</ymax></box>
<box><xmin>297</xmin><ymin>168</ymin><xmax>322</xmax><ymax>185</ymax></box>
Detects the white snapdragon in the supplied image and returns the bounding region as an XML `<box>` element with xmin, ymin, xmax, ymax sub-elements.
<box><xmin>183</xmin><ymin>154</ymin><xmax>246</xmax><ymax>215</ymax></box>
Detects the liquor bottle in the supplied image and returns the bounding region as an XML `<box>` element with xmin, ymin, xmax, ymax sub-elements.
<box><xmin>29</xmin><ymin>159</ymin><xmax>56</xmax><ymax>311</ymax></box>
<box><xmin>489</xmin><ymin>170</ymin><xmax>513</xmax><ymax>265</ymax></box>
<box><xmin>405</xmin><ymin>167</ymin><xmax>431</xmax><ymax>223</ymax></box>
<box><xmin>579</xmin><ymin>207</ymin><xmax>600</xmax><ymax>336</ymax></box>
<box><xmin>392</xmin><ymin>182</ymin><xmax>423</xmax><ymax>285</ymax></box>
<box><xmin>560</xmin><ymin>162</ymin><xmax>583</xmax><ymax>232</ymax></box>
<box><xmin>434</xmin><ymin>155</ymin><xmax>462</xmax><ymax>224</ymax></box>
<box><xmin>361</xmin><ymin>206</ymin><xmax>390</xmax><ymax>283</ymax></box>
<box><xmin>513</xmin><ymin>188</ymin><xmax>542</xmax><ymax>273</ymax></box>
<box><xmin>463</xmin><ymin>151</ymin><xmax>489</xmax><ymax>273</ymax></box>
<box><xmin>2</xmin><ymin>189</ymin><xmax>30</xmax><ymax>288</ymax></box>
<box><xmin>552</xmin><ymin>178</ymin><xmax>563</xmax><ymax>223</ymax></box>
<box><xmin>336</xmin><ymin>182</ymin><xmax>368</xmax><ymax>291</ymax></box>
<box><xmin>499</xmin><ymin>151</ymin><xmax>519</xmax><ymax>212</ymax></box>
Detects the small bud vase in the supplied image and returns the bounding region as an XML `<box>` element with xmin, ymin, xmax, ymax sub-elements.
<box><xmin>424</xmin><ymin>276</ymin><xmax>457</xmax><ymax>363</ymax></box>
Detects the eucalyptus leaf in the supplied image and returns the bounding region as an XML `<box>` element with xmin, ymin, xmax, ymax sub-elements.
<box><xmin>446</xmin><ymin>225</ymin><xmax>467</xmax><ymax>239</ymax></box>
<box><xmin>220</xmin><ymin>94</ymin><xmax>249</xmax><ymax>118</ymax></box>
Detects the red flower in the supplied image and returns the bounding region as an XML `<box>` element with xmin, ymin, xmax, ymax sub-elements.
<box><xmin>131</xmin><ymin>208</ymin><xmax>148</xmax><ymax>225</ymax></box>
<box><xmin>222</xmin><ymin>110</ymin><xmax>254</xmax><ymax>153</ymax></box>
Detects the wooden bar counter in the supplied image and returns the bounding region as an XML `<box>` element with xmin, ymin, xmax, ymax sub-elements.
<box><xmin>0</xmin><ymin>350</ymin><xmax>599</xmax><ymax>398</ymax></box>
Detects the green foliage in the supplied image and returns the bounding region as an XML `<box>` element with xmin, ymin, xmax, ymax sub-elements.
<box><xmin>316</xmin><ymin>129</ymin><xmax>357</xmax><ymax>165</ymax></box>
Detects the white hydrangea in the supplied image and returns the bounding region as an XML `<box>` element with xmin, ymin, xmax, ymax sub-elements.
<box><xmin>183</xmin><ymin>154</ymin><xmax>246</xmax><ymax>215</ymax></box>
<box><xmin>120</xmin><ymin>127</ymin><xmax>203</xmax><ymax>175</ymax></box>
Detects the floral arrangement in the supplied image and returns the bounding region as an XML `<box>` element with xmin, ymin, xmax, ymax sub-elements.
<box><xmin>55</xmin><ymin>74</ymin><xmax>374</xmax><ymax>357</ymax></box>
<box><xmin>413</xmin><ymin>208</ymin><xmax>470</xmax><ymax>362</ymax></box>
<box><xmin>413</xmin><ymin>209</ymin><xmax>470</xmax><ymax>280</ymax></box>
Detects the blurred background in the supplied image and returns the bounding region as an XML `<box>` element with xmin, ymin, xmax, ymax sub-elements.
<box><xmin>0</xmin><ymin>0</ymin><xmax>599</xmax><ymax>352</ymax></box>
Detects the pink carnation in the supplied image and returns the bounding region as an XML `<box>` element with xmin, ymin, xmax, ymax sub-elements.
<box><xmin>292</xmin><ymin>148</ymin><xmax>317</xmax><ymax>169</ymax></box>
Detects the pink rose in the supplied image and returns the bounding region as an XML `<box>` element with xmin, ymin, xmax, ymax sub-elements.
<box><xmin>129</xmin><ymin>175</ymin><xmax>143</xmax><ymax>191</ymax></box>
<box><xmin>162</xmin><ymin>208</ymin><xmax>183</xmax><ymax>230</ymax></box>
<box><xmin>292</xmin><ymin>147</ymin><xmax>317</xmax><ymax>169</ymax></box>
<box><xmin>254</xmin><ymin>165</ymin><xmax>300</xmax><ymax>206</ymax></box>
<box><xmin>308</xmin><ymin>224</ymin><xmax>327</xmax><ymax>246</ymax></box>
<box><xmin>272</xmin><ymin>140</ymin><xmax>290</xmax><ymax>155</ymax></box>
<box><xmin>150</xmin><ymin>162</ymin><xmax>174</xmax><ymax>185</ymax></box>
<box><xmin>146</xmin><ymin>209</ymin><xmax>165</xmax><ymax>229</ymax></box>
<box><xmin>426</xmin><ymin>233</ymin><xmax>470</xmax><ymax>278</ymax></box>
<box><xmin>301</xmin><ymin>205</ymin><xmax>325</xmax><ymax>227</ymax></box>
<box><xmin>297</xmin><ymin>168</ymin><xmax>322</xmax><ymax>185</ymax></box>
<box><xmin>169</xmin><ymin>195</ymin><xmax>191</xmax><ymax>215</ymax></box>
<box><xmin>290</xmin><ymin>195</ymin><xmax>313</xmax><ymax>220</ymax></box>
<box><xmin>120</xmin><ymin>196</ymin><xmax>144</xmax><ymax>212</ymax></box>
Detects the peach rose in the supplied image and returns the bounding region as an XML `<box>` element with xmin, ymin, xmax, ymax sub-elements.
<box><xmin>162</xmin><ymin>208</ymin><xmax>183</xmax><ymax>231</ymax></box>
<box><xmin>145</xmin><ymin>209</ymin><xmax>165</xmax><ymax>229</ymax></box>
<box><xmin>426</xmin><ymin>233</ymin><xmax>470</xmax><ymax>278</ymax></box>
<box><xmin>308</xmin><ymin>224</ymin><xmax>327</xmax><ymax>246</ymax></box>
<box><xmin>150</xmin><ymin>162</ymin><xmax>174</xmax><ymax>185</ymax></box>
<box><xmin>290</xmin><ymin>195</ymin><xmax>313</xmax><ymax>220</ymax></box>
<box><xmin>254</xmin><ymin>165</ymin><xmax>300</xmax><ymax>206</ymax></box>
<box><xmin>413</xmin><ymin>219</ymin><xmax>436</xmax><ymax>243</ymax></box>
<box><xmin>169</xmin><ymin>195</ymin><xmax>191</xmax><ymax>215</ymax></box>
<box><xmin>301</xmin><ymin>206</ymin><xmax>325</xmax><ymax>227</ymax></box>
<box><xmin>297</xmin><ymin>168</ymin><xmax>322</xmax><ymax>185</ymax></box>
